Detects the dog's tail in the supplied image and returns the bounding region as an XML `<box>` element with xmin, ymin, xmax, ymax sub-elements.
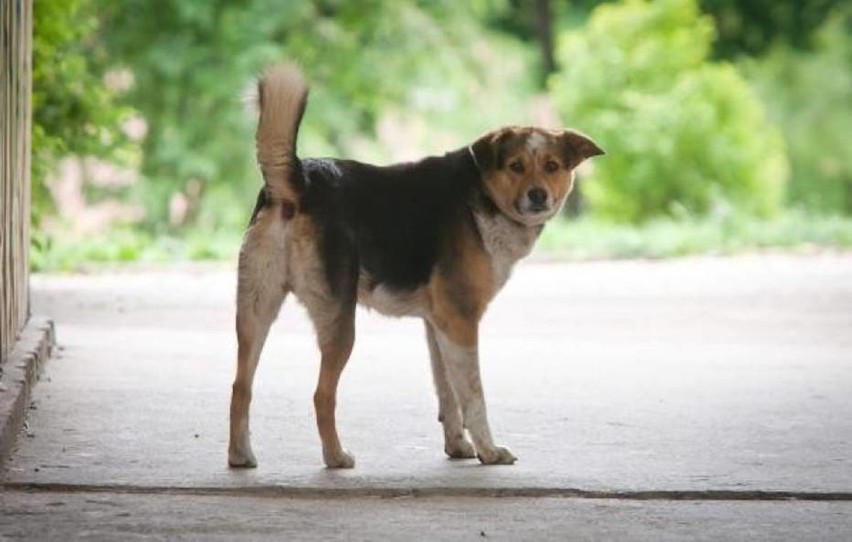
<box><xmin>255</xmin><ymin>64</ymin><xmax>308</xmax><ymax>205</ymax></box>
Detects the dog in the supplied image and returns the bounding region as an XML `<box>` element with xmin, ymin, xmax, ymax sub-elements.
<box><xmin>228</xmin><ymin>64</ymin><xmax>603</xmax><ymax>469</ymax></box>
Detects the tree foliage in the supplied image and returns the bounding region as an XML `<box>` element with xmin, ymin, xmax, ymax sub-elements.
<box><xmin>742</xmin><ymin>12</ymin><xmax>852</xmax><ymax>213</ymax></box>
<box><xmin>551</xmin><ymin>0</ymin><xmax>789</xmax><ymax>222</ymax></box>
<box><xmin>699</xmin><ymin>0</ymin><xmax>847</xmax><ymax>58</ymax></box>
<box><xmin>30</xmin><ymin>0</ymin><xmax>849</xmax><ymax>254</ymax></box>
<box><xmin>31</xmin><ymin>0</ymin><xmax>131</xmax><ymax>216</ymax></box>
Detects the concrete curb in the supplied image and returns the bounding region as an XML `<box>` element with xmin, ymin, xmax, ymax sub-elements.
<box><xmin>0</xmin><ymin>317</ymin><xmax>54</xmax><ymax>461</ymax></box>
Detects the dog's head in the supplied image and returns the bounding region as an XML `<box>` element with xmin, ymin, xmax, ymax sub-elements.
<box><xmin>470</xmin><ymin>127</ymin><xmax>604</xmax><ymax>226</ymax></box>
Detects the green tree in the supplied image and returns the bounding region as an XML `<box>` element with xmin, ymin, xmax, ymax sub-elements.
<box><xmin>32</xmin><ymin>0</ymin><xmax>131</xmax><ymax>220</ymax></box>
<box><xmin>485</xmin><ymin>0</ymin><xmax>848</xmax><ymax>60</ymax></box>
<box><xmin>742</xmin><ymin>12</ymin><xmax>852</xmax><ymax>213</ymax></box>
<box><xmin>550</xmin><ymin>0</ymin><xmax>789</xmax><ymax>222</ymax></box>
<box><xmin>700</xmin><ymin>0</ymin><xmax>847</xmax><ymax>58</ymax></box>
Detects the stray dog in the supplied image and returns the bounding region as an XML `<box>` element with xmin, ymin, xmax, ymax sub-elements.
<box><xmin>228</xmin><ymin>64</ymin><xmax>603</xmax><ymax>469</ymax></box>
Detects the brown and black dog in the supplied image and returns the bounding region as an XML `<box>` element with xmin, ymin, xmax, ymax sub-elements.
<box><xmin>228</xmin><ymin>65</ymin><xmax>603</xmax><ymax>469</ymax></box>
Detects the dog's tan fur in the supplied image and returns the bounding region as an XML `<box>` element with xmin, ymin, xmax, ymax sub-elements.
<box><xmin>228</xmin><ymin>65</ymin><xmax>603</xmax><ymax>469</ymax></box>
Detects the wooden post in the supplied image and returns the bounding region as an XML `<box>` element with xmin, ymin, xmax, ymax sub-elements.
<box><xmin>1</xmin><ymin>0</ymin><xmax>33</xmax><ymax>363</ymax></box>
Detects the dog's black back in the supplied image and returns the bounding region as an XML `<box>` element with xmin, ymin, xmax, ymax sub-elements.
<box><xmin>252</xmin><ymin>148</ymin><xmax>482</xmax><ymax>298</ymax></box>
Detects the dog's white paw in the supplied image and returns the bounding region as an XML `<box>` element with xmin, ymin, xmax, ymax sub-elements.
<box><xmin>445</xmin><ymin>438</ymin><xmax>477</xmax><ymax>459</ymax></box>
<box><xmin>228</xmin><ymin>444</ymin><xmax>258</xmax><ymax>468</ymax></box>
<box><xmin>324</xmin><ymin>448</ymin><xmax>355</xmax><ymax>469</ymax></box>
<box><xmin>477</xmin><ymin>446</ymin><xmax>517</xmax><ymax>465</ymax></box>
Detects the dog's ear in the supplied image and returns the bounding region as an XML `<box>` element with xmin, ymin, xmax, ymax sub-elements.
<box><xmin>557</xmin><ymin>130</ymin><xmax>604</xmax><ymax>168</ymax></box>
<box><xmin>470</xmin><ymin>128</ymin><xmax>516</xmax><ymax>172</ymax></box>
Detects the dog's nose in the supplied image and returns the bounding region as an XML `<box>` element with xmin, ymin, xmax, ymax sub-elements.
<box><xmin>527</xmin><ymin>187</ymin><xmax>548</xmax><ymax>207</ymax></box>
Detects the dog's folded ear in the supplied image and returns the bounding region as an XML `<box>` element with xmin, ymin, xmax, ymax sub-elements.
<box><xmin>469</xmin><ymin>128</ymin><xmax>516</xmax><ymax>173</ymax></box>
<box><xmin>557</xmin><ymin>130</ymin><xmax>605</xmax><ymax>167</ymax></box>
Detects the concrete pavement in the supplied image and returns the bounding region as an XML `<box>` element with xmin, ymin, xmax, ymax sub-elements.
<box><xmin>2</xmin><ymin>255</ymin><xmax>852</xmax><ymax>538</ymax></box>
<box><xmin>2</xmin><ymin>491</ymin><xmax>850</xmax><ymax>541</ymax></box>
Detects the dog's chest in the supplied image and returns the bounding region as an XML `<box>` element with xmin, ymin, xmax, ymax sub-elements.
<box><xmin>474</xmin><ymin>211</ymin><xmax>539</xmax><ymax>291</ymax></box>
<box><xmin>353</xmin><ymin>213</ymin><xmax>537</xmax><ymax>318</ymax></box>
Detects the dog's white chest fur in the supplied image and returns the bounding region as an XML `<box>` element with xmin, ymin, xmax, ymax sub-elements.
<box><xmin>473</xmin><ymin>211</ymin><xmax>539</xmax><ymax>291</ymax></box>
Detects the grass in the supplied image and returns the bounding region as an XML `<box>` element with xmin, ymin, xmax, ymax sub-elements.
<box><xmin>29</xmin><ymin>211</ymin><xmax>852</xmax><ymax>272</ymax></box>
<box><xmin>537</xmin><ymin>211</ymin><xmax>852</xmax><ymax>260</ymax></box>
<box><xmin>30</xmin><ymin>227</ymin><xmax>243</xmax><ymax>272</ymax></box>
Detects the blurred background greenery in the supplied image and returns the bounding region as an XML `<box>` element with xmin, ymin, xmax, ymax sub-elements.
<box><xmin>30</xmin><ymin>0</ymin><xmax>852</xmax><ymax>270</ymax></box>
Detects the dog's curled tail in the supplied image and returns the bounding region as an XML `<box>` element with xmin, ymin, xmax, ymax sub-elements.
<box><xmin>255</xmin><ymin>64</ymin><xmax>308</xmax><ymax>205</ymax></box>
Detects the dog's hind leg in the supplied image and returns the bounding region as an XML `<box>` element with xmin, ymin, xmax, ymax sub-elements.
<box><xmin>425</xmin><ymin>321</ymin><xmax>476</xmax><ymax>459</ymax></box>
<box><xmin>307</xmin><ymin>302</ymin><xmax>356</xmax><ymax>468</ymax></box>
<box><xmin>228</xmin><ymin>289</ymin><xmax>285</xmax><ymax>468</ymax></box>
<box><xmin>229</xmin><ymin>215</ymin><xmax>289</xmax><ymax>468</ymax></box>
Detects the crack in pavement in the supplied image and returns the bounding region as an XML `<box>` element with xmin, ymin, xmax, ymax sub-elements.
<box><xmin>3</xmin><ymin>482</ymin><xmax>851</xmax><ymax>501</ymax></box>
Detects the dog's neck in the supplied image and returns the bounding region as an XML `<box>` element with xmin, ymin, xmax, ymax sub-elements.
<box><xmin>470</xmin><ymin>192</ymin><xmax>542</xmax><ymax>291</ymax></box>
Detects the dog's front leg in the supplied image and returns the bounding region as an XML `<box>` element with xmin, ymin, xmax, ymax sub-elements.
<box><xmin>431</xmin><ymin>323</ymin><xmax>516</xmax><ymax>465</ymax></box>
<box><xmin>425</xmin><ymin>321</ymin><xmax>476</xmax><ymax>459</ymax></box>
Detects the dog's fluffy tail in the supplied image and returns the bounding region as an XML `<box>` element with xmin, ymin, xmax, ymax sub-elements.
<box><xmin>255</xmin><ymin>64</ymin><xmax>308</xmax><ymax>204</ymax></box>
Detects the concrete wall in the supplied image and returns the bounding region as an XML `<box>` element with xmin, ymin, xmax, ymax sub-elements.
<box><xmin>1</xmin><ymin>0</ymin><xmax>32</xmax><ymax>362</ymax></box>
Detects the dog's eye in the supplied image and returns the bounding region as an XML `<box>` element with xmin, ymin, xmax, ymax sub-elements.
<box><xmin>509</xmin><ymin>161</ymin><xmax>524</xmax><ymax>174</ymax></box>
<box><xmin>544</xmin><ymin>160</ymin><xmax>559</xmax><ymax>173</ymax></box>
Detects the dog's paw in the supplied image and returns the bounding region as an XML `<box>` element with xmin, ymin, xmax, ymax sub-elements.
<box><xmin>445</xmin><ymin>438</ymin><xmax>477</xmax><ymax>459</ymax></box>
<box><xmin>323</xmin><ymin>448</ymin><xmax>356</xmax><ymax>469</ymax></box>
<box><xmin>228</xmin><ymin>446</ymin><xmax>258</xmax><ymax>469</ymax></box>
<box><xmin>477</xmin><ymin>446</ymin><xmax>517</xmax><ymax>465</ymax></box>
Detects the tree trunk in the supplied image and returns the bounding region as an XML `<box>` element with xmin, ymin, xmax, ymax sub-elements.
<box><xmin>534</xmin><ymin>0</ymin><xmax>557</xmax><ymax>85</ymax></box>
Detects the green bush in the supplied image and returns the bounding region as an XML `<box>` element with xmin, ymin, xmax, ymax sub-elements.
<box><xmin>550</xmin><ymin>0</ymin><xmax>789</xmax><ymax>223</ymax></box>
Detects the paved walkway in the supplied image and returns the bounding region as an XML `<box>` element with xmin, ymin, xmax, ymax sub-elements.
<box><xmin>2</xmin><ymin>255</ymin><xmax>851</xmax><ymax>539</ymax></box>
